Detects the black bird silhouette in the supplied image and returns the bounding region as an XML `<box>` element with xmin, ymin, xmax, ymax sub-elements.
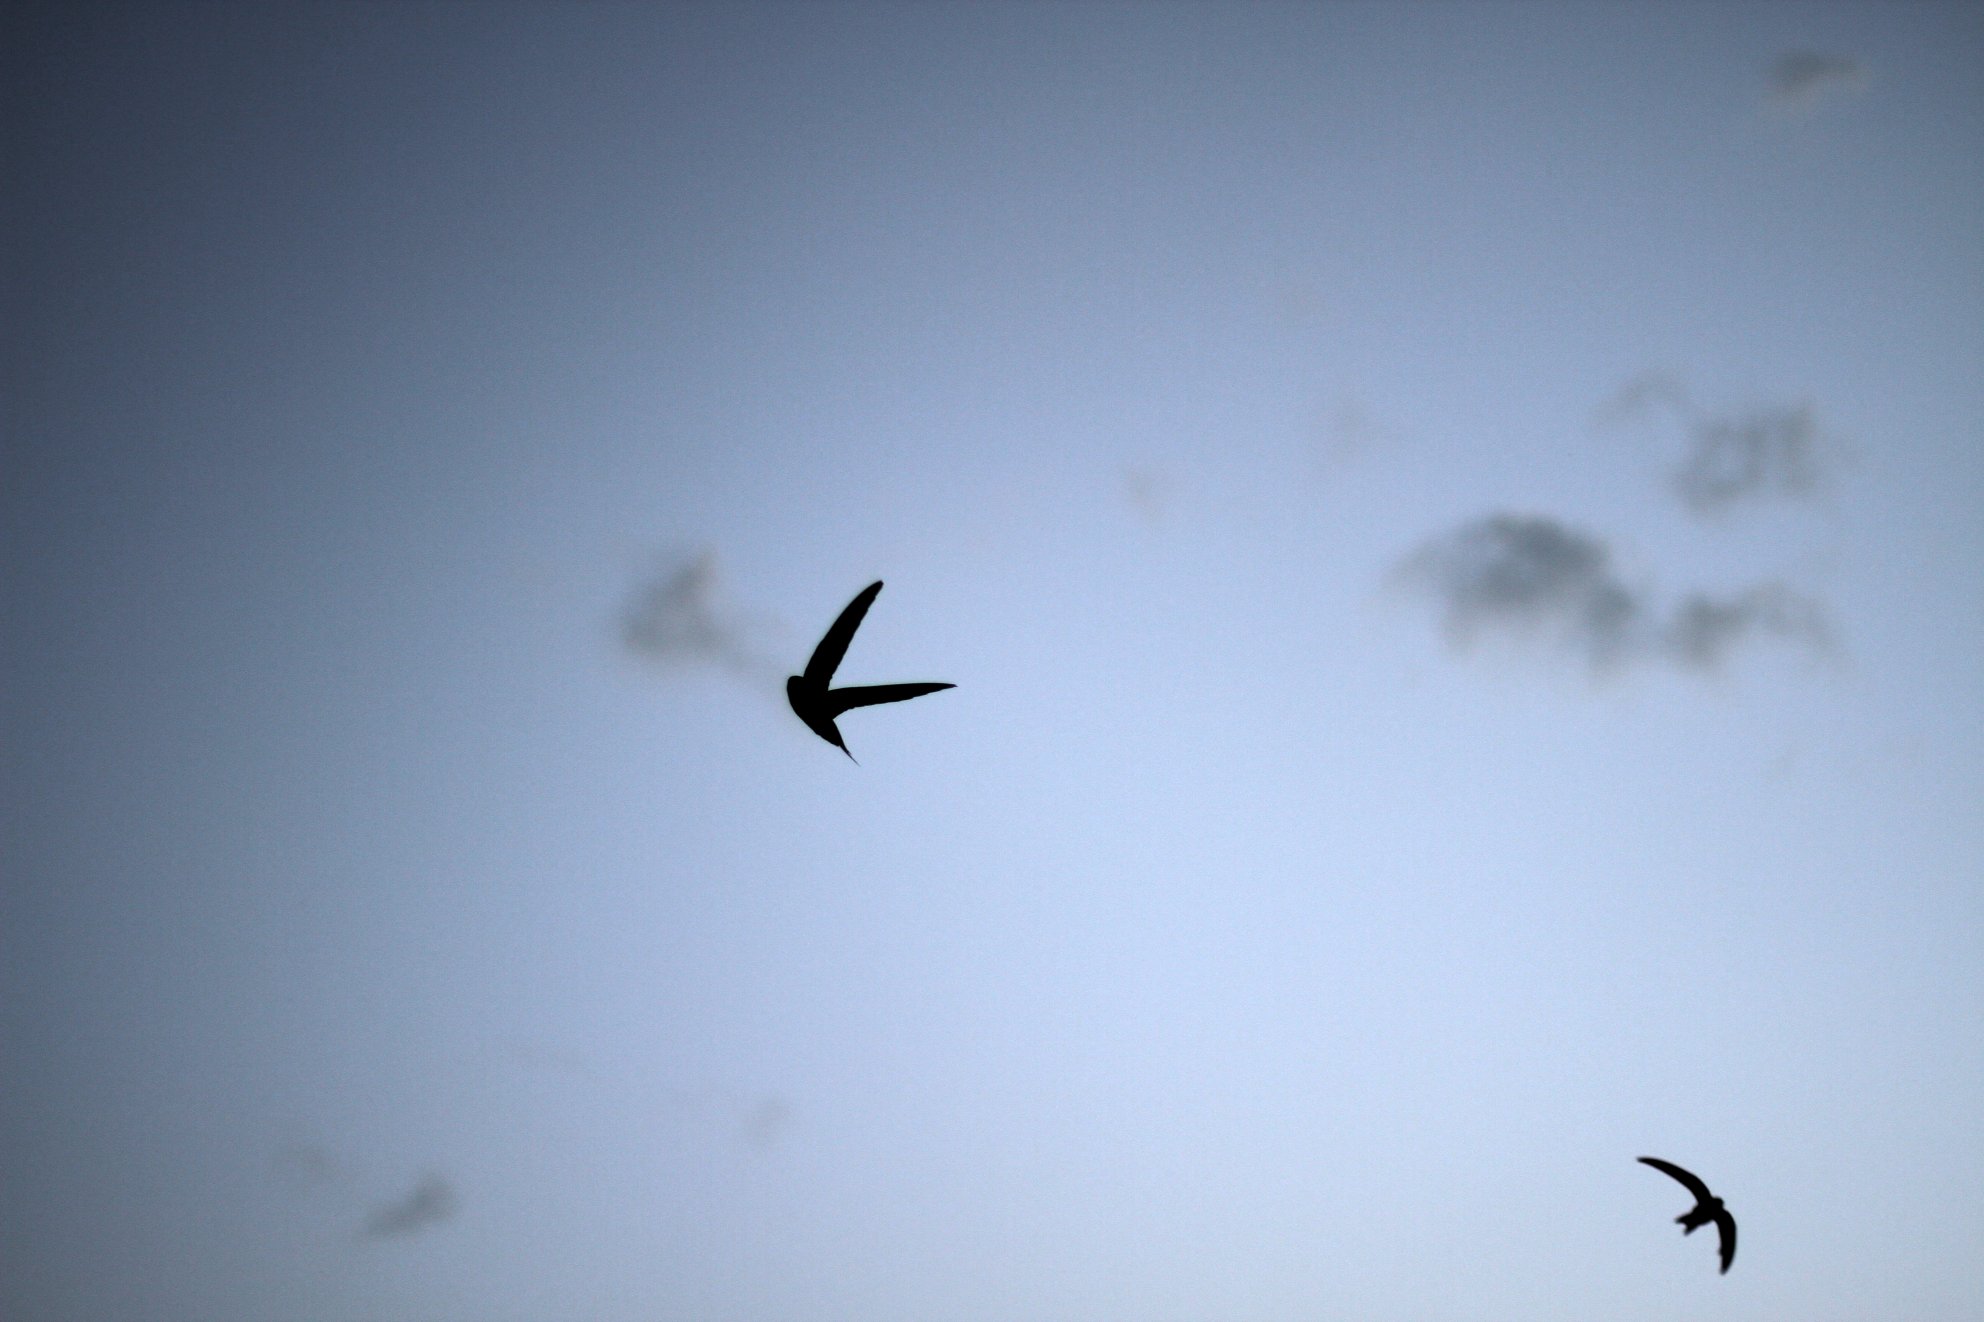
<box><xmin>787</xmin><ymin>581</ymin><xmax>953</xmax><ymax>761</ymax></box>
<box><xmin>1638</xmin><ymin>1156</ymin><xmax>1736</xmax><ymax>1274</ymax></box>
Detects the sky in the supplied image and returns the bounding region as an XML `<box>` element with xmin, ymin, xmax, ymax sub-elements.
<box><xmin>3</xmin><ymin>3</ymin><xmax>1980</xmax><ymax>1320</ymax></box>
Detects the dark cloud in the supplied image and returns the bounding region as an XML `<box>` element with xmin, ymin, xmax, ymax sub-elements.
<box><xmin>1396</xmin><ymin>515</ymin><xmax>1646</xmax><ymax>671</ymax></box>
<box><xmin>359</xmin><ymin>1173</ymin><xmax>457</xmax><ymax>1241</ymax></box>
<box><xmin>621</xmin><ymin>551</ymin><xmax>780</xmax><ymax>685</ymax></box>
<box><xmin>1597</xmin><ymin>376</ymin><xmax>1834</xmax><ymax>514</ymax></box>
<box><xmin>1396</xmin><ymin>513</ymin><xmax>1834</xmax><ymax>676</ymax></box>
<box><xmin>1768</xmin><ymin>51</ymin><xmax>1866</xmax><ymax>114</ymax></box>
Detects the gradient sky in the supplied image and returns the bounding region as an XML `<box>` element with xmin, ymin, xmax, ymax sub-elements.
<box><xmin>5</xmin><ymin>4</ymin><xmax>1981</xmax><ymax>1320</ymax></box>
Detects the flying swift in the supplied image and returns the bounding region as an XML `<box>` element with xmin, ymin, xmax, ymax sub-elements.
<box><xmin>1638</xmin><ymin>1156</ymin><xmax>1737</xmax><ymax>1274</ymax></box>
<box><xmin>787</xmin><ymin>581</ymin><xmax>952</xmax><ymax>761</ymax></box>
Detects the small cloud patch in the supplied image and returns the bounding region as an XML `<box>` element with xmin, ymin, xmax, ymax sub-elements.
<box><xmin>1597</xmin><ymin>375</ymin><xmax>1838</xmax><ymax>515</ymax></box>
<box><xmin>1395</xmin><ymin>513</ymin><xmax>1833</xmax><ymax>677</ymax></box>
<box><xmin>360</xmin><ymin>1173</ymin><xmax>457</xmax><ymax>1241</ymax></box>
<box><xmin>1666</xmin><ymin>583</ymin><xmax>1835</xmax><ymax>671</ymax></box>
<box><xmin>271</xmin><ymin>1141</ymin><xmax>341</xmax><ymax>1193</ymax></box>
<box><xmin>1395</xmin><ymin>515</ymin><xmax>1646</xmax><ymax>672</ymax></box>
<box><xmin>621</xmin><ymin>551</ymin><xmax>782</xmax><ymax>687</ymax></box>
<box><xmin>1768</xmin><ymin>52</ymin><xmax>1867</xmax><ymax>116</ymax></box>
<box><xmin>1672</xmin><ymin>404</ymin><xmax>1826</xmax><ymax>514</ymax></box>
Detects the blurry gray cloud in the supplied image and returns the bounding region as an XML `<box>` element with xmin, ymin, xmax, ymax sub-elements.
<box><xmin>649</xmin><ymin>1083</ymin><xmax>796</xmax><ymax>1150</ymax></box>
<box><xmin>1672</xmin><ymin>404</ymin><xmax>1825</xmax><ymax>513</ymax></box>
<box><xmin>1591</xmin><ymin>371</ymin><xmax>1690</xmax><ymax>429</ymax></box>
<box><xmin>1768</xmin><ymin>51</ymin><xmax>1867</xmax><ymax>115</ymax></box>
<box><xmin>1597</xmin><ymin>375</ymin><xmax>1835</xmax><ymax>514</ymax></box>
<box><xmin>621</xmin><ymin>551</ymin><xmax>781</xmax><ymax>686</ymax></box>
<box><xmin>1666</xmin><ymin>582</ymin><xmax>1835</xmax><ymax>671</ymax></box>
<box><xmin>360</xmin><ymin>1173</ymin><xmax>457</xmax><ymax>1241</ymax></box>
<box><xmin>1396</xmin><ymin>513</ymin><xmax>1834</xmax><ymax>676</ymax></box>
<box><xmin>1396</xmin><ymin>514</ymin><xmax>1646</xmax><ymax>671</ymax></box>
<box><xmin>1315</xmin><ymin>398</ymin><xmax>1397</xmax><ymax>471</ymax></box>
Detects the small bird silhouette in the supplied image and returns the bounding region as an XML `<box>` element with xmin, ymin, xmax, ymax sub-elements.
<box><xmin>1638</xmin><ymin>1156</ymin><xmax>1736</xmax><ymax>1274</ymax></box>
<box><xmin>787</xmin><ymin>581</ymin><xmax>953</xmax><ymax>761</ymax></box>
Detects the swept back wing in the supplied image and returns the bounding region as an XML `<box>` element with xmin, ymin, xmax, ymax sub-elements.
<box><xmin>1713</xmin><ymin>1209</ymin><xmax>1737</xmax><ymax>1274</ymax></box>
<box><xmin>1637</xmin><ymin>1157</ymin><xmax>1713</xmax><ymax>1203</ymax></box>
<box><xmin>804</xmin><ymin>581</ymin><xmax>884</xmax><ymax>685</ymax></box>
<box><xmin>826</xmin><ymin>682</ymin><xmax>955</xmax><ymax>716</ymax></box>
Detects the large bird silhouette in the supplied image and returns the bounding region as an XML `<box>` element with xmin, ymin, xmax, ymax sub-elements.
<box><xmin>787</xmin><ymin>581</ymin><xmax>953</xmax><ymax>761</ymax></box>
<box><xmin>1638</xmin><ymin>1156</ymin><xmax>1736</xmax><ymax>1274</ymax></box>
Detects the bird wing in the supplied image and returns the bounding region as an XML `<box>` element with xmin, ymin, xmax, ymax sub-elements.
<box><xmin>804</xmin><ymin>581</ymin><xmax>884</xmax><ymax>685</ymax></box>
<box><xmin>1637</xmin><ymin>1157</ymin><xmax>1714</xmax><ymax>1203</ymax></box>
<box><xmin>1713</xmin><ymin>1208</ymin><xmax>1736</xmax><ymax>1274</ymax></box>
<box><xmin>826</xmin><ymin>682</ymin><xmax>955</xmax><ymax>715</ymax></box>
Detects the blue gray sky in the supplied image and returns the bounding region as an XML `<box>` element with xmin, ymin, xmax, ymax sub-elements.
<box><xmin>5</xmin><ymin>4</ymin><xmax>1980</xmax><ymax>1320</ymax></box>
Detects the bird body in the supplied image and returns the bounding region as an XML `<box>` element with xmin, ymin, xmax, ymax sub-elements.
<box><xmin>788</xmin><ymin>581</ymin><xmax>952</xmax><ymax>760</ymax></box>
<box><xmin>1638</xmin><ymin>1156</ymin><xmax>1737</xmax><ymax>1274</ymax></box>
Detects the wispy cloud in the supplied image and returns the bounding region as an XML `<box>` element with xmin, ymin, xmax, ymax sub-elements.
<box><xmin>1672</xmin><ymin>405</ymin><xmax>1825</xmax><ymax>513</ymax></box>
<box><xmin>359</xmin><ymin>1173</ymin><xmax>457</xmax><ymax>1241</ymax></box>
<box><xmin>1591</xmin><ymin>371</ymin><xmax>1690</xmax><ymax>429</ymax></box>
<box><xmin>1767</xmin><ymin>51</ymin><xmax>1867</xmax><ymax>116</ymax></box>
<box><xmin>621</xmin><ymin>551</ymin><xmax>781</xmax><ymax>686</ymax></box>
<box><xmin>1666</xmin><ymin>583</ymin><xmax>1835</xmax><ymax>671</ymax></box>
<box><xmin>1394</xmin><ymin>513</ymin><xmax>1833</xmax><ymax>676</ymax></box>
<box><xmin>1597</xmin><ymin>374</ymin><xmax>1835</xmax><ymax>514</ymax></box>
